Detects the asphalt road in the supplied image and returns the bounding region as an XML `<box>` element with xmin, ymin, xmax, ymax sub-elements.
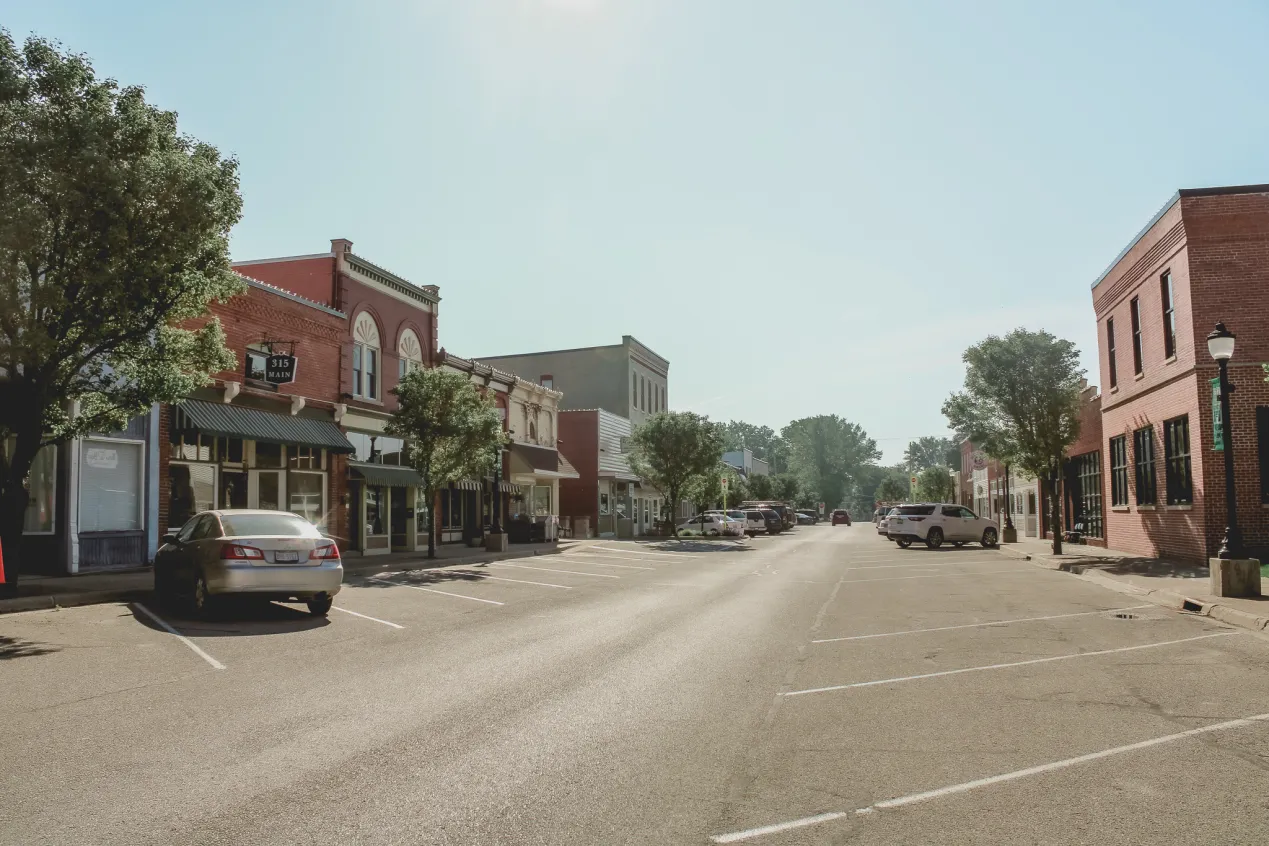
<box><xmin>4</xmin><ymin>525</ymin><xmax>1269</xmax><ymax>845</ymax></box>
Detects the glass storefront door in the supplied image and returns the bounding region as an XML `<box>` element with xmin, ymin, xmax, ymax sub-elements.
<box><xmin>249</xmin><ymin>469</ymin><xmax>285</xmax><ymax>511</ymax></box>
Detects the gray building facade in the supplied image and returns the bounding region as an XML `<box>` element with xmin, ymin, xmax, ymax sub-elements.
<box><xmin>477</xmin><ymin>335</ymin><xmax>669</xmax><ymax>425</ymax></box>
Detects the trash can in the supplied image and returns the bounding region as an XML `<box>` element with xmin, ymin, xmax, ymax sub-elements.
<box><xmin>573</xmin><ymin>516</ymin><xmax>590</xmax><ymax>539</ymax></box>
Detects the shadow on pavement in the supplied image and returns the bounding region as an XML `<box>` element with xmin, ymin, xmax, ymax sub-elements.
<box><xmin>638</xmin><ymin>541</ymin><xmax>754</xmax><ymax>554</ymax></box>
<box><xmin>0</xmin><ymin>635</ymin><xmax>61</xmax><ymax>660</ymax></box>
<box><xmin>356</xmin><ymin>569</ymin><xmax>489</xmax><ymax>587</ymax></box>
<box><xmin>128</xmin><ymin>600</ymin><xmax>330</xmax><ymax>636</ymax></box>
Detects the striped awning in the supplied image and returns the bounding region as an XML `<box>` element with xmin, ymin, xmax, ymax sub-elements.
<box><xmin>450</xmin><ymin>478</ymin><xmax>482</xmax><ymax>492</ymax></box>
<box><xmin>349</xmin><ymin>462</ymin><xmax>423</xmax><ymax>487</ymax></box>
<box><xmin>173</xmin><ymin>400</ymin><xmax>354</xmax><ymax>453</ymax></box>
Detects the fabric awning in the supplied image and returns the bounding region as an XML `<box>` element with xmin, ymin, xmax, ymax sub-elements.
<box><xmin>174</xmin><ymin>399</ymin><xmax>354</xmax><ymax>453</ymax></box>
<box><xmin>509</xmin><ymin>443</ymin><xmax>580</xmax><ymax>479</ymax></box>
<box><xmin>349</xmin><ymin>462</ymin><xmax>423</xmax><ymax>487</ymax></box>
<box><xmin>451</xmin><ymin>479</ymin><xmax>482</xmax><ymax>492</ymax></box>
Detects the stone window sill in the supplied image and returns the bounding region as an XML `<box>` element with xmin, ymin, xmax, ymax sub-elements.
<box><xmin>1134</xmin><ymin>372</ymin><xmax>1145</xmax><ymax>381</ymax></box>
<box><xmin>1165</xmin><ymin>504</ymin><xmax>1192</xmax><ymax>511</ymax></box>
<box><xmin>1111</xmin><ymin>506</ymin><xmax>1130</xmax><ymax>512</ymax></box>
<box><xmin>1136</xmin><ymin>505</ymin><xmax>1157</xmax><ymax>511</ymax></box>
<box><xmin>1164</xmin><ymin>355</ymin><xmax>1177</xmax><ymax>365</ymax></box>
<box><xmin>1109</xmin><ymin>386</ymin><xmax>1119</xmax><ymax>394</ymax></box>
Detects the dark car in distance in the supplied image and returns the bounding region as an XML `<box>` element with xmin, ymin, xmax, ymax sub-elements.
<box><xmin>831</xmin><ymin>509</ymin><xmax>851</xmax><ymax>526</ymax></box>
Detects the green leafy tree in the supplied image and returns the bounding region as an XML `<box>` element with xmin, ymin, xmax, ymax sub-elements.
<box><xmin>681</xmin><ymin>462</ymin><xmax>745</xmax><ymax>516</ymax></box>
<box><xmin>874</xmin><ymin>470</ymin><xmax>911</xmax><ymax>505</ymax></box>
<box><xmin>781</xmin><ymin>415</ymin><xmax>880</xmax><ymax>511</ymax></box>
<box><xmin>0</xmin><ymin>33</ymin><xmax>243</xmax><ymax>591</ymax></box>
<box><xmin>388</xmin><ymin>368</ymin><xmax>505</xmax><ymax>559</ymax></box>
<box><xmin>629</xmin><ymin>411</ymin><xmax>724</xmax><ymax>537</ymax></box>
<box><xmin>903</xmin><ymin>436</ymin><xmax>957</xmax><ymax>473</ymax></box>
<box><xmin>914</xmin><ymin>465</ymin><xmax>955</xmax><ymax>503</ymax></box>
<box><xmin>845</xmin><ymin>463</ymin><xmax>887</xmax><ymax>517</ymax></box>
<box><xmin>943</xmin><ymin>330</ymin><xmax>1083</xmax><ymax>554</ymax></box>
<box><xmin>746</xmin><ymin>473</ymin><xmax>775</xmax><ymax>501</ymax></box>
<box><xmin>771</xmin><ymin>473</ymin><xmax>801</xmax><ymax>503</ymax></box>
<box><xmin>718</xmin><ymin>420</ymin><xmax>788</xmax><ymax>472</ymax></box>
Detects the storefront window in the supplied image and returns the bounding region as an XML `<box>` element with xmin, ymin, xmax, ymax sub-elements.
<box><xmin>255</xmin><ymin>442</ymin><xmax>283</xmax><ymax>468</ymax></box>
<box><xmin>23</xmin><ymin>444</ymin><xmax>57</xmax><ymax>533</ymax></box>
<box><xmin>171</xmin><ymin>433</ymin><xmax>215</xmax><ymax>462</ymax></box>
<box><xmin>217</xmin><ymin>437</ymin><xmax>244</xmax><ymax>464</ymax></box>
<box><xmin>169</xmin><ymin>463</ymin><xmax>216</xmax><ymax>528</ymax></box>
<box><xmin>289</xmin><ymin>472</ymin><xmax>324</xmax><ymax>525</ymax></box>
<box><xmin>416</xmin><ymin>489</ymin><xmax>429</xmax><ymax>534</ymax></box>
<box><xmin>442</xmin><ymin>489</ymin><xmax>465</xmax><ymax>530</ymax></box>
<box><xmin>80</xmin><ymin>440</ymin><xmax>143</xmax><ymax>532</ymax></box>
<box><xmin>220</xmin><ymin>470</ymin><xmax>248</xmax><ymax>510</ymax></box>
<box><xmin>289</xmin><ymin>446</ymin><xmax>324</xmax><ymax>470</ymax></box>
<box><xmin>599</xmin><ymin>491</ymin><xmax>611</xmax><ymax>515</ymax></box>
<box><xmin>532</xmin><ymin>485</ymin><xmax>552</xmax><ymax>517</ymax></box>
<box><xmin>366</xmin><ymin>485</ymin><xmax>385</xmax><ymax>534</ymax></box>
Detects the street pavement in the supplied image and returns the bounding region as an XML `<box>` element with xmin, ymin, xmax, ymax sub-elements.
<box><xmin>4</xmin><ymin>526</ymin><xmax>1269</xmax><ymax>844</ymax></box>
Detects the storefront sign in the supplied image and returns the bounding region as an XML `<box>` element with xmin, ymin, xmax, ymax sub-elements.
<box><xmin>971</xmin><ymin>450</ymin><xmax>987</xmax><ymax>470</ymax></box>
<box><xmin>265</xmin><ymin>354</ymin><xmax>298</xmax><ymax>385</ymax></box>
<box><xmin>85</xmin><ymin>448</ymin><xmax>118</xmax><ymax>469</ymax></box>
<box><xmin>1211</xmin><ymin>377</ymin><xmax>1224</xmax><ymax>451</ymax></box>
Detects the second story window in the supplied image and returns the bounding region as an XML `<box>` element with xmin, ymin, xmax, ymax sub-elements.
<box><xmin>1130</xmin><ymin>297</ymin><xmax>1143</xmax><ymax>375</ymax></box>
<box><xmin>1106</xmin><ymin>318</ymin><xmax>1117</xmax><ymax>388</ymax></box>
<box><xmin>397</xmin><ymin>328</ymin><xmax>423</xmax><ymax>379</ymax></box>
<box><xmin>244</xmin><ymin>346</ymin><xmax>269</xmax><ymax>382</ymax></box>
<box><xmin>632</xmin><ymin>372</ymin><xmax>638</xmax><ymax>408</ymax></box>
<box><xmin>352</xmin><ymin>311</ymin><xmax>381</xmax><ymax>400</ymax></box>
<box><xmin>540</xmin><ymin>375</ymin><xmax>553</xmax><ymax>390</ymax></box>
<box><xmin>1160</xmin><ymin>271</ymin><xmax>1176</xmax><ymax>359</ymax></box>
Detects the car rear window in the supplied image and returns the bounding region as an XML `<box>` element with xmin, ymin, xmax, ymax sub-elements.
<box><xmin>746</xmin><ymin>511</ymin><xmax>762</xmax><ymax>519</ymax></box>
<box><xmin>726</xmin><ymin>511</ymin><xmax>745</xmax><ymax>519</ymax></box>
<box><xmin>220</xmin><ymin>513</ymin><xmax>323</xmax><ymax>538</ymax></box>
<box><xmin>897</xmin><ymin>505</ymin><xmax>936</xmax><ymax>516</ymax></box>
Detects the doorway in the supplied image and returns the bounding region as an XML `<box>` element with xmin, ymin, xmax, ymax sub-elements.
<box><xmin>390</xmin><ymin>488</ymin><xmax>408</xmax><ymax>551</ymax></box>
<box><xmin>249</xmin><ymin>470</ymin><xmax>285</xmax><ymax>511</ymax></box>
<box><xmin>220</xmin><ymin>470</ymin><xmax>248</xmax><ymax>510</ymax></box>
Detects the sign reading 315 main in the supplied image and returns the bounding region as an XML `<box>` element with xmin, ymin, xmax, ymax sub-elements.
<box><xmin>265</xmin><ymin>354</ymin><xmax>298</xmax><ymax>385</ymax></box>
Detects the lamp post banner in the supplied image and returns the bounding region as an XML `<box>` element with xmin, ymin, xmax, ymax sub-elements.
<box><xmin>1211</xmin><ymin>377</ymin><xmax>1224</xmax><ymax>451</ymax></box>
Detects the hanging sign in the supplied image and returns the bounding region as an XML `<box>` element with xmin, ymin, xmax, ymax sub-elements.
<box><xmin>1211</xmin><ymin>377</ymin><xmax>1223</xmax><ymax>451</ymax></box>
<box><xmin>265</xmin><ymin>354</ymin><xmax>298</xmax><ymax>385</ymax></box>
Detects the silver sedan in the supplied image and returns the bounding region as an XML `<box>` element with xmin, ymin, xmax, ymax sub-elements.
<box><xmin>154</xmin><ymin>509</ymin><xmax>343</xmax><ymax>616</ymax></box>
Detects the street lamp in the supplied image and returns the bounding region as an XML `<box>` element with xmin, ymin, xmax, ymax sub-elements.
<box><xmin>1207</xmin><ymin>322</ymin><xmax>1241</xmax><ymax>560</ymax></box>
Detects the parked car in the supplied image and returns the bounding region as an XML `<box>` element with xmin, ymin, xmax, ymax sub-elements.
<box><xmin>154</xmin><ymin>510</ymin><xmax>343</xmax><ymax>616</ymax></box>
<box><xmin>759</xmin><ymin>509</ymin><xmax>785</xmax><ymax>534</ymax></box>
<box><xmin>677</xmin><ymin>514</ymin><xmax>729</xmax><ymax>536</ymax></box>
<box><xmin>886</xmin><ymin>503</ymin><xmax>999</xmax><ymax>549</ymax></box>
<box><xmin>795</xmin><ymin>512</ymin><xmax>816</xmax><ymax>526</ymax></box>
<box><xmin>831</xmin><ymin>509</ymin><xmax>851</xmax><ymax>526</ymax></box>
<box><xmin>877</xmin><ymin>506</ymin><xmax>900</xmax><ymax>536</ymax></box>
<box><xmin>736</xmin><ymin>509</ymin><xmax>778</xmax><ymax>536</ymax></box>
<box><xmin>704</xmin><ymin>510</ymin><xmax>748</xmax><ymax>537</ymax></box>
<box><xmin>741</xmin><ymin>501</ymin><xmax>796</xmax><ymax>530</ymax></box>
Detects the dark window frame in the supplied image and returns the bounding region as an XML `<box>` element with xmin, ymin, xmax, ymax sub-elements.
<box><xmin>1164</xmin><ymin>416</ymin><xmax>1193</xmax><ymax>505</ymax></box>
<box><xmin>1130</xmin><ymin>297</ymin><xmax>1143</xmax><ymax>375</ymax></box>
<box><xmin>1074</xmin><ymin>451</ymin><xmax>1103</xmax><ymax>538</ymax></box>
<box><xmin>1107</xmin><ymin>318</ymin><xmax>1118</xmax><ymax>388</ymax></box>
<box><xmin>1160</xmin><ymin>271</ymin><xmax>1176</xmax><ymax>359</ymax></box>
<box><xmin>1259</xmin><ymin>407</ymin><xmax>1269</xmax><ymax>506</ymax></box>
<box><xmin>1133</xmin><ymin>426</ymin><xmax>1157</xmax><ymax>505</ymax></box>
<box><xmin>1109</xmin><ymin>435</ymin><xmax>1129</xmax><ymax>506</ymax></box>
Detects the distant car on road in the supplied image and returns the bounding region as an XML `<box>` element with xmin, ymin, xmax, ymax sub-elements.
<box><xmin>831</xmin><ymin>509</ymin><xmax>851</xmax><ymax>526</ymax></box>
<box><xmin>886</xmin><ymin>503</ymin><xmax>999</xmax><ymax>549</ymax></box>
<box><xmin>154</xmin><ymin>509</ymin><xmax>343</xmax><ymax>616</ymax></box>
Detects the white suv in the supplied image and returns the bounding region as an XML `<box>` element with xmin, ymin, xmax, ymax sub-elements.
<box><xmin>886</xmin><ymin>503</ymin><xmax>999</xmax><ymax>549</ymax></box>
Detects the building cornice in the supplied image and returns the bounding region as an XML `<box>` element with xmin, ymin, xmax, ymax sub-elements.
<box><xmin>344</xmin><ymin>253</ymin><xmax>440</xmax><ymax>307</ymax></box>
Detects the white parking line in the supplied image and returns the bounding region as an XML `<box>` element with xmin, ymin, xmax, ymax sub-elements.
<box><xmin>568</xmin><ymin>559</ymin><xmax>655</xmax><ymax>570</ymax></box>
<box><xmin>812</xmin><ymin>605</ymin><xmax>1155</xmax><ymax>643</ymax></box>
<box><xmin>567</xmin><ymin>551</ymin><xmax>666</xmax><ymax>564</ymax></box>
<box><xmin>710</xmin><ymin>710</ymin><xmax>1269</xmax><ymax>842</ymax></box>
<box><xmin>590</xmin><ymin>545</ymin><xmax>691</xmax><ymax>558</ymax></box>
<box><xmin>497</xmin><ymin>562</ymin><xmax>620</xmax><ymax>579</ymax></box>
<box><xmin>469</xmin><ymin>574</ymin><xmax>573</xmax><ymax>589</ymax></box>
<box><xmin>133</xmin><ymin>602</ymin><xmax>226</xmax><ymax>670</ymax></box>
<box><xmin>784</xmin><ymin>632</ymin><xmax>1235</xmax><ymax>696</ymax></box>
<box><xmin>330</xmin><ymin>606</ymin><xmax>405</xmax><ymax>629</ymax></box>
<box><xmin>384</xmin><ymin>581</ymin><xmax>506</xmax><ymax>606</ymax></box>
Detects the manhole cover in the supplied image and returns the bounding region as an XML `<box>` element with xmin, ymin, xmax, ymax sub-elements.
<box><xmin>1112</xmin><ymin>612</ymin><xmax>1138</xmax><ymax>620</ymax></box>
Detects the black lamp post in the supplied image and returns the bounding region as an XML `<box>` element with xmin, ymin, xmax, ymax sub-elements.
<box><xmin>1207</xmin><ymin>322</ymin><xmax>1242</xmax><ymax>560</ymax></box>
<box><xmin>491</xmin><ymin>432</ymin><xmax>511</xmax><ymax>536</ymax></box>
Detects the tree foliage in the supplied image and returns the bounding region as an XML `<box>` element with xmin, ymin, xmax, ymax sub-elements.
<box><xmin>942</xmin><ymin>329</ymin><xmax>1084</xmax><ymax>553</ymax></box>
<box><xmin>629</xmin><ymin>411</ymin><xmax>724</xmax><ymax>537</ymax></box>
<box><xmin>388</xmin><ymin>368</ymin><xmax>505</xmax><ymax>558</ymax></box>
<box><xmin>683</xmin><ymin>462</ymin><xmax>745</xmax><ymax>513</ymax></box>
<box><xmin>717</xmin><ymin>420</ymin><xmax>788</xmax><ymax>473</ymax></box>
<box><xmin>781</xmin><ymin>415</ymin><xmax>880</xmax><ymax>510</ymax></box>
<box><xmin>874</xmin><ymin>471</ymin><xmax>911</xmax><ymax>504</ymax></box>
<box><xmin>0</xmin><ymin>33</ymin><xmax>243</xmax><ymax>588</ymax></box>
<box><xmin>746</xmin><ymin>473</ymin><xmax>774</xmax><ymax>501</ymax></box>
<box><xmin>903</xmin><ymin>436</ymin><xmax>957</xmax><ymax>473</ymax></box>
<box><xmin>914</xmin><ymin>465</ymin><xmax>955</xmax><ymax>503</ymax></box>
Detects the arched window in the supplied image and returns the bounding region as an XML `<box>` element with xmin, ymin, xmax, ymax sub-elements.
<box><xmin>352</xmin><ymin>311</ymin><xmax>381</xmax><ymax>400</ymax></box>
<box><xmin>398</xmin><ymin>328</ymin><xmax>423</xmax><ymax>378</ymax></box>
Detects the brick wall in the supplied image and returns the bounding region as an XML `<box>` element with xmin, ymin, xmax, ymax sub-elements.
<box><xmin>338</xmin><ymin>274</ymin><xmax>436</xmax><ymax>415</ymax></box>
<box><xmin>558</xmin><ymin>411</ymin><xmax>599</xmax><ymax>528</ymax></box>
<box><xmin>233</xmin><ymin>256</ymin><xmax>336</xmax><ymax>306</ymax></box>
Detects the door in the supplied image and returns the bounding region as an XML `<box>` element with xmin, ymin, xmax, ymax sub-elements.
<box><xmin>249</xmin><ymin>470</ymin><xmax>285</xmax><ymax>511</ymax></box>
<box><xmin>220</xmin><ymin>470</ymin><xmax>248</xmax><ymax>510</ymax></box>
<box><xmin>939</xmin><ymin>506</ymin><xmax>967</xmax><ymax>541</ymax></box>
<box><xmin>390</xmin><ymin>488</ymin><xmax>408</xmax><ymax>550</ymax></box>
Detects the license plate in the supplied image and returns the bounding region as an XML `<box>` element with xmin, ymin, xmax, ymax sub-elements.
<box><xmin>274</xmin><ymin>551</ymin><xmax>299</xmax><ymax>563</ymax></box>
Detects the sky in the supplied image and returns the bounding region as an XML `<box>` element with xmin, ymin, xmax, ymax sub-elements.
<box><xmin>6</xmin><ymin>0</ymin><xmax>1269</xmax><ymax>462</ymax></box>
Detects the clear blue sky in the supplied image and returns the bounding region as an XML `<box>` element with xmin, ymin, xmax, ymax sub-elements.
<box><xmin>7</xmin><ymin>0</ymin><xmax>1269</xmax><ymax>462</ymax></box>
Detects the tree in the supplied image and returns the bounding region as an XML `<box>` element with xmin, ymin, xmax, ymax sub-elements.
<box><xmin>682</xmin><ymin>462</ymin><xmax>744</xmax><ymax>515</ymax></box>
<box><xmin>746</xmin><ymin>473</ymin><xmax>775</xmax><ymax>501</ymax></box>
<box><xmin>629</xmin><ymin>411</ymin><xmax>724</xmax><ymax>537</ymax></box>
<box><xmin>0</xmin><ymin>33</ymin><xmax>243</xmax><ymax>592</ymax></box>
<box><xmin>914</xmin><ymin>465</ymin><xmax>955</xmax><ymax>503</ymax></box>
<box><xmin>717</xmin><ymin>420</ymin><xmax>788</xmax><ymax>472</ymax></box>
<box><xmin>943</xmin><ymin>329</ymin><xmax>1084</xmax><ymax>554</ymax></box>
<box><xmin>874</xmin><ymin>471</ymin><xmax>911</xmax><ymax>504</ymax></box>
<box><xmin>771</xmin><ymin>473</ymin><xmax>801</xmax><ymax>503</ymax></box>
<box><xmin>781</xmin><ymin>415</ymin><xmax>880</xmax><ymax>511</ymax></box>
<box><xmin>903</xmin><ymin>436</ymin><xmax>957</xmax><ymax>473</ymax></box>
<box><xmin>388</xmin><ymin>368</ymin><xmax>505</xmax><ymax>559</ymax></box>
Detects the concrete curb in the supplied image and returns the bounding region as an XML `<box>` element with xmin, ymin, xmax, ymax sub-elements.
<box><xmin>994</xmin><ymin>549</ymin><xmax>1269</xmax><ymax>634</ymax></box>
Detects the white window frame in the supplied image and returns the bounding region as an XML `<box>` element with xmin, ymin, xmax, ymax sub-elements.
<box><xmin>288</xmin><ymin>469</ymin><xmax>328</xmax><ymax>528</ymax></box>
<box><xmin>397</xmin><ymin>327</ymin><xmax>424</xmax><ymax>378</ymax></box>
<box><xmin>79</xmin><ymin>436</ymin><xmax>146</xmax><ymax>534</ymax></box>
<box><xmin>352</xmin><ymin>311</ymin><xmax>382</xmax><ymax>400</ymax></box>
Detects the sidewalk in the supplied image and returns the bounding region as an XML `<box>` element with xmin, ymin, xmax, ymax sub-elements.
<box><xmin>997</xmin><ymin>536</ymin><xmax>1269</xmax><ymax>634</ymax></box>
<box><xmin>0</xmin><ymin>539</ymin><xmax>588</xmax><ymax>615</ymax></box>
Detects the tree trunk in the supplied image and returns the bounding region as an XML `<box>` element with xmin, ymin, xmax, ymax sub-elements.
<box><xmin>669</xmin><ymin>485</ymin><xmax>680</xmax><ymax>537</ymax></box>
<box><xmin>0</xmin><ymin>426</ymin><xmax>43</xmax><ymax>596</ymax></box>
<box><xmin>423</xmin><ymin>466</ymin><xmax>437</xmax><ymax>560</ymax></box>
<box><xmin>1049</xmin><ymin>466</ymin><xmax>1063</xmax><ymax>555</ymax></box>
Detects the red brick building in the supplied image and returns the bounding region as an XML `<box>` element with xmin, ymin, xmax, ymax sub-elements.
<box><xmin>1039</xmin><ymin>382</ymin><xmax>1106</xmax><ymax>547</ymax></box>
<box><xmin>1093</xmin><ymin>184</ymin><xmax>1269</xmax><ymax>563</ymax></box>
<box><xmin>233</xmin><ymin>239</ymin><xmax>441</xmax><ymax>554</ymax></box>
<box><xmin>160</xmin><ymin>275</ymin><xmax>354</xmax><ymax>541</ymax></box>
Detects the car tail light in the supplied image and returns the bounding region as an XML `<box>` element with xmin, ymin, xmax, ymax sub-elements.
<box><xmin>311</xmin><ymin>542</ymin><xmax>340</xmax><ymax>561</ymax></box>
<box><xmin>221</xmin><ymin>543</ymin><xmax>265</xmax><ymax>560</ymax></box>
<box><xmin>907</xmin><ymin>516</ymin><xmax>926</xmax><ymax>522</ymax></box>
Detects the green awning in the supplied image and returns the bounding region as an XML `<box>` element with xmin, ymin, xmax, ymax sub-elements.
<box><xmin>173</xmin><ymin>400</ymin><xmax>355</xmax><ymax>453</ymax></box>
<box><xmin>349</xmin><ymin>462</ymin><xmax>424</xmax><ymax>487</ymax></box>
